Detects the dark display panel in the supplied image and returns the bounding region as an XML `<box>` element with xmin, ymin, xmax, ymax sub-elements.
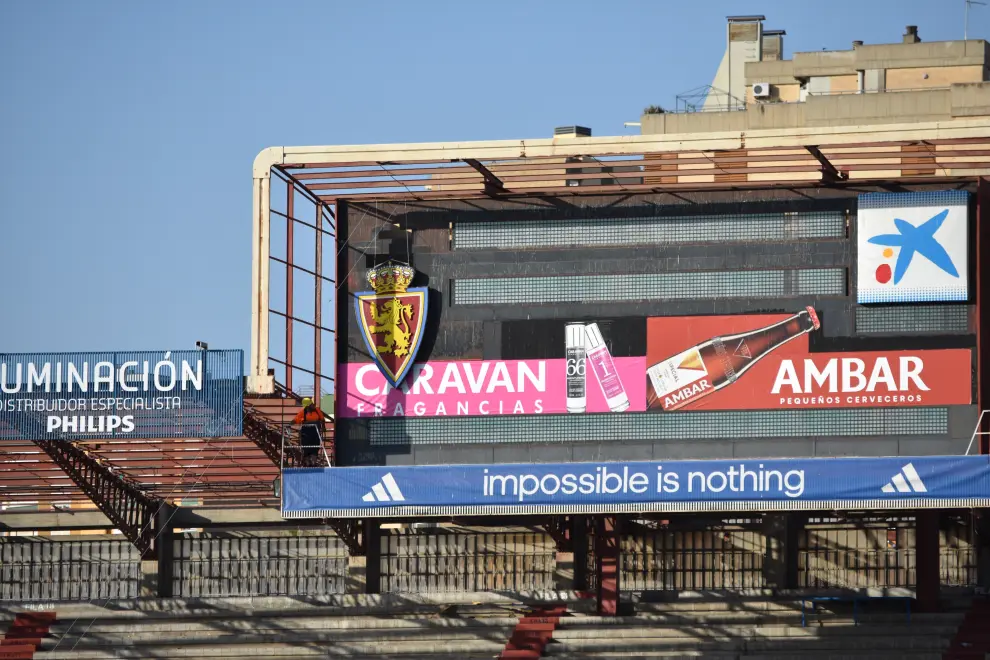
<box><xmin>335</xmin><ymin>186</ymin><xmax>978</xmax><ymax>467</ymax></box>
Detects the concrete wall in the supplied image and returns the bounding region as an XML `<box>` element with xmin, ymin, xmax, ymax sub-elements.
<box><xmin>804</xmin><ymin>88</ymin><xmax>952</xmax><ymax>126</ymax></box>
<box><xmin>853</xmin><ymin>39</ymin><xmax>989</xmax><ymax>72</ymax></box>
<box><xmin>886</xmin><ymin>65</ymin><xmax>985</xmax><ymax>90</ymax></box>
<box><xmin>746</xmin><ymin>58</ymin><xmax>795</xmax><ymax>85</ymax></box>
<box><xmin>952</xmin><ymin>81</ymin><xmax>990</xmax><ymax>117</ymax></box>
<box><xmin>791</xmin><ymin>40</ymin><xmax>988</xmax><ymax>78</ymax></box>
<box><xmin>0</xmin><ymin>516</ymin><xmax>978</xmax><ymax>599</ymax></box>
<box><xmin>641</xmin><ymin>83</ymin><xmax>990</xmax><ymax>135</ymax></box>
<box><xmin>721</xmin><ymin>40</ymin><xmax>990</xmax><ymax>134</ymax></box>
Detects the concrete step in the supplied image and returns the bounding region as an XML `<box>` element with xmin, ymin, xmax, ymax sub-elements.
<box><xmin>32</xmin><ymin>601</ymin><xmax>533</xmax><ymax>622</ymax></box>
<box><xmin>44</xmin><ymin>616</ymin><xmax>520</xmax><ymax>636</ymax></box>
<box><xmin>622</xmin><ymin>609</ymin><xmax>963</xmax><ymax>625</ymax></box>
<box><xmin>745</xmin><ymin>637</ymin><xmax>951</xmax><ymax>652</ymax></box>
<box><xmin>545</xmin><ymin>635</ymin><xmax>951</xmax><ymax>653</ymax></box>
<box><xmin>555</xmin><ymin>613</ymin><xmax>961</xmax><ymax>628</ymax></box>
<box><xmin>5</xmin><ymin>591</ymin><xmax>580</xmax><ymax>618</ymax></box>
<box><xmin>630</xmin><ymin>601</ymin><xmax>806</xmax><ymax>614</ymax></box>
<box><xmin>544</xmin><ymin>653</ymin><xmax>738</xmax><ymax>659</ymax></box>
<box><xmin>41</xmin><ymin>626</ymin><xmax>517</xmax><ymax>649</ymax></box>
<box><xmin>36</xmin><ymin>653</ymin><xmax>499</xmax><ymax>660</ymax></box>
<box><xmin>742</xmin><ymin>653</ymin><xmax>945</xmax><ymax>660</ymax></box>
<box><xmin>35</xmin><ymin>639</ymin><xmax>507</xmax><ymax>658</ymax></box>
<box><xmin>552</xmin><ymin>624</ymin><xmax>959</xmax><ymax>640</ymax></box>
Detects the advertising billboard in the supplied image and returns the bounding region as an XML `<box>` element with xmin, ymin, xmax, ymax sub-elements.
<box><xmin>281</xmin><ymin>455</ymin><xmax>990</xmax><ymax>518</ymax></box>
<box><xmin>341</xmin><ymin>308</ymin><xmax>971</xmax><ymax>418</ymax></box>
<box><xmin>0</xmin><ymin>349</ymin><xmax>244</xmax><ymax>440</ymax></box>
<box><xmin>645</xmin><ymin>309</ymin><xmax>971</xmax><ymax>412</ymax></box>
<box><xmin>857</xmin><ymin>190</ymin><xmax>969</xmax><ymax>304</ymax></box>
<box><xmin>343</xmin><ymin>355</ymin><xmax>646</xmax><ymax>417</ymax></box>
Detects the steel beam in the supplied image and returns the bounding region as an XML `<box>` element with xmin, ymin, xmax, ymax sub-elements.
<box><xmin>463</xmin><ymin>158</ymin><xmax>505</xmax><ymax>196</ymax></box>
<box><xmin>249</xmin><ymin>120</ymin><xmax>990</xmax><ymax>390</ymax></box>
<box><xmin>285</xmin><ymin>181</ymin><xmax>295</xmax><ymax>392</ymax></box>
<box><xmin>915</xmin><ymin>510</ymin><xmax>941</xmax><ymax>611</ymax></box>
<box><xmin>543</xmin><ymin>516</ymin><xmax>573</xmax><ymax>552</ymax></box>
<box><xmin>595</xmin><ymin>515</ymin><xmax>621</xmax><ymax>616</ymax></box>
<box><xmin>31</xmin><ymin>437</ymin><xmax>163</xmax><ymax>556</ymax></box>
<box><xmin>242</xmin><ymin>402</ymin><xmax>288</xmax><ymax>466</ymax></box>
<box><xmin>314</xmin><ymin>202</ymin><xmax>323</xmax><ymax>404</ymax></box>
<box><xmin>978</xmin><ymin>177</ymin><xmax>989</xmax><ymax>453</ymax></box>
<box><xmin>2</xmin><ymin>406</ymin><xmax>163</xmax><ymax>554</ymax></box>
<box><xmin>805</xmin><ymin>145</ymin><xmax>847</xmax><ymax>182</ymax></box>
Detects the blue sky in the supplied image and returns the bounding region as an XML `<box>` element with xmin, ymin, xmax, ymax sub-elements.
<box><xmin>0</xmin><ymin>0</ymin><xmax>984</xmax><ymax>361</ymax></box>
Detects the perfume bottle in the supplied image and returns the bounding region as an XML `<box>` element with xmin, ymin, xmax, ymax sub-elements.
<box><xmin>565</xmin><ymin>323</ymin><xmax>587</xmax><ymax>413</ymax></box>
<box><xmin>584</xmin><ymin>323</ymin><xmax>630</xmax><ymax>413</ymax></box>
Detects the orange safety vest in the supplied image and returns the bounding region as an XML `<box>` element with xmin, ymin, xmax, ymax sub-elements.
<box><xmin>293</xmin><ymin>408</ymin><xmax>323</xmax><ymax>425</ymax></box>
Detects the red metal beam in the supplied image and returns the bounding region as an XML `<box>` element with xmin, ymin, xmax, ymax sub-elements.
<box><xmin>978</xmin><ymin>177</ymin><xmax>989</xmax><ymax>454</ymax></box>
<box><xmin>315</xmin><ymin>201</ymin><xmax>323</xmax><ymax>405</ymax></box>
<box><xmin>285</xmin><ymin>181</ymin><xmax>295</xmax><ymax>392</ymax></box>
<box><xmin>595</xmin><ymin>515</ymin><xmax>621</xmax><ymax>616</ymax></box>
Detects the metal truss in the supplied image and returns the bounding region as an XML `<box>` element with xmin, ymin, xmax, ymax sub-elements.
<box><xmin>241</xmin><ymin>404</ymin><xmax>286</xmax><ymax>466</ymax></box>
<box><xmin>242</xmin><ymin>401</ymin><xmax>359</xmax><ymax>551</ymax></box>
<box><xmin>543</xmin><ymin>516</ymin><xmax>574</xmax><ymax>552</ymax></box>
<box><xmin>324</xmin><ymin>519</ymin><xmax>363</xmax><ymax>555</ymax></box>
<box><xmin>31</xmin><ymin>437</ymin><xmax>163</xmax><ymax>556</ymax></box>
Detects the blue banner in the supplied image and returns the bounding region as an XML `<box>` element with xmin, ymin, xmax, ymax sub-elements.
<box><xmin>0</xmin><ymin>350</ymin><xmax>243</xmax><ymax>441</ymax></box>
<box><xmin>282</xmin><ymin>455</ymin><xmax>990</xmax><ymax>518</ymax></box>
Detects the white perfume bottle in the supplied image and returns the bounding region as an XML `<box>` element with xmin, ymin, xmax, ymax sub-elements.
<box><xmin>565</xmin><ymin>323</ymin><xmax>587</xmax><ymax>413</ymax></box>
<box><xmin>584</xmin><ymin>323</ymin><xmax>630</xmax><ymax>412</ymax></box>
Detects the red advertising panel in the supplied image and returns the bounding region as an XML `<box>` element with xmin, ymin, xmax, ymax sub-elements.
<box><xmin>646</xmin><ymin>309</ymin><xmax>971</xmax><ymax>412</ymax></box>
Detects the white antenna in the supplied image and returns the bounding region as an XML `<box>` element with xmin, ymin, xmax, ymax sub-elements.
<box><xmin>966</xmin><ymin>0</ymin><xmax>986</xmax><ymax>40</ymax></box>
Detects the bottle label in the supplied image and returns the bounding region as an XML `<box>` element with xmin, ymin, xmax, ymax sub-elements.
<box><xmin>588</xmin><ymin>347</ymin><xmax>625</xmax><ymax>399</ymax></box>
<box><xmin>566</xmin><ymin>348</ymin><xmax>586</xmax><ymax>398</ymax></box>
<box><xmin>647</xmin><ymin>347</ymin><xmax>714</xmax><ymax>411</ymax></box>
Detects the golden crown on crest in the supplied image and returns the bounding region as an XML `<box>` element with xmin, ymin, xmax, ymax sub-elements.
<box><xmin>367</xmin><ymin>262</ymin><xmax>415</xmax><ymax>294</ymax></box>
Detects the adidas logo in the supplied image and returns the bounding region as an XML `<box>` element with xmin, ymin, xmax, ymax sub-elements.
<box><xmin>361</xmin><ymin>473</ymin><xmax>406</xmax><ymax>503</ymax></box>
<box><xmin>881</xmin><ymin>463</ymin><xmax>928</xmax><ymax>494</ymax></box>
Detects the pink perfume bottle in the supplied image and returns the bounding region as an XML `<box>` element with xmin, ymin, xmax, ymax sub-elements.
<box><xmin>584</xmin><ymin>323</ymin><xmax>630</xmax><ymax>412</ymax></box>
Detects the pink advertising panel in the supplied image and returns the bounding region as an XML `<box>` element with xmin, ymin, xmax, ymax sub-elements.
<box><xmin>341</xmin><ymin>357</ymin><xmax>647</xmax><ymax>418</ymax></box>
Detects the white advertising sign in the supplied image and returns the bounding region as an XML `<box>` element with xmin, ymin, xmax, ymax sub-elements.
<box><xmin>857</xmin><ymin>191</ymin><xmax>969</xmax><ymax>304</ymax></box>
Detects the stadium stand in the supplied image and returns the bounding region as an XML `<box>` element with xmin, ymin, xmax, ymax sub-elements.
<box><xmin>1</xmin><ymin>593</ymin><xmax>986</xmax><ymax>659</ymax></box>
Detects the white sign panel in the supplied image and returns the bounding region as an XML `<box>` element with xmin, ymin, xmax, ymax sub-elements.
<box><xmin>857</xmin><ymin>191</ymin><xmax>969</xmax><ymax>304</ymax></box>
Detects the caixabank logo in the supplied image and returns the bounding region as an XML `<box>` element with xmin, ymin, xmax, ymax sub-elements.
<box><xmin>857</xmin><ymin>191</ymin><xmax>969</xmax><ymax>304</ymax></box>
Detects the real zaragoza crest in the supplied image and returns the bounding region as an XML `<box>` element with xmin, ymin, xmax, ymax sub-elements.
<box><xmin>355</xmin><ymin>262</ymin><xmax>428</xmax><ymax>388</ymax></box>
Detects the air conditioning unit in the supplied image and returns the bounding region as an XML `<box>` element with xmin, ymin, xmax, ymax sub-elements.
<box><xmin>752</xmin><ymin>82</ymin><xmax>771</xmax><ymax>98</ymax></box>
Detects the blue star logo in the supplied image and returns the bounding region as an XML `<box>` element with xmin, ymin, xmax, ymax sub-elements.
<box><xmin>867</xmin><ymin>209</ymin><xmax>959</xmax><ymax>284</ymax></box>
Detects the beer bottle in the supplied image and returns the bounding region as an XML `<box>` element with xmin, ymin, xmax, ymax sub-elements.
<box><xmin>646</xmin><ymin>307</ymin><xmax>820</xmax><ymax>411</ymax></box>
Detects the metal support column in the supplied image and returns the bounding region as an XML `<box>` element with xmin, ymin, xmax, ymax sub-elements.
<box><xmin>595</xmin><ymin>515</ymin><xmax>621</xmax><ymax>616</ymax></box>
<box><xmin>977</xmin><ymin>177</ymin><xmax>989</xmax><ymax>452</ymax></box>
<box><xmin>364</xmin><ymin>519</ymin><xmax>382</xmax><ymax>594</ymax></box>
<box><xmin>784</xmin><ymin>513</ymin><xmax>801</xmax><ymax>589</ymax></box>
<box><xmin>915</xmin><ymin>510</ymin><xmax>941</xmax><ymax>612</ymax></box>
<box><xmin>285</xmin><ymin>181</ymin><xmax>295</xmax><ymax>392</ymax></box>
<box><xmin>572</xmin><ymin>515</ymin><xmax>589</xmax><ymax>592</ymax></box>
<box><xmin>314</xmin><ymin>202</ymin><xmax>323</xmax><ymax>403</ymax></box>
<box><xmin>762</xmin><ymin>513</ymin><xmax>801</xmax><ymax>589</ymax></box>
<box><xmin>977</xmin><ymin>510</ymin><xmax>990</xmax><ymax>590</ymax></box>
<box><xmin>156</xmin><ymin>505</ymin><xmax>175</xmax><ymax>597</ymax></box>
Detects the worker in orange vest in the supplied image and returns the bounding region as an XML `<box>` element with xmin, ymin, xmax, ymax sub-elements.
<box><xmin>293</xmin><ymin>397</ymin><xmax>325</xmax><ymax>466</ymax></box>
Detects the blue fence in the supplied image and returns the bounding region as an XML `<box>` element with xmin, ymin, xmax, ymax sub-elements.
<box><xmin>0</xmin><ymin>349</ymin><xmax>243</xmax><ymax>441</ymax></box>
<box><xmin>282</xmin><ymin>455</ymin><xmax>990</xmax><ymax>518</ymax></box>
